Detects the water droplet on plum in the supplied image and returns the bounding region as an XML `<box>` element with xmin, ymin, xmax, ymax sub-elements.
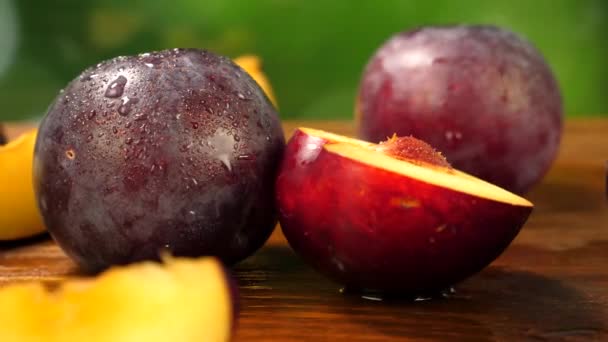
<box><xmin>179</xmin><ymin>143</ymin><xmax>193</xmax><ymax>152</ymax></box>
<box><xmin>237</xmin><ymin>154</ymin><xmax>255</xmax><ymax>161</ymax></box>
<box><xmin>105</xmin><ymin>75</ymin><xmax>127</xmax><ymax>98</ymax></box>
<box><xmin>118</xmin><ymin>96</ymin><xmax>139</xmax><ymax>116</ymax></box>
<box><xmin>80</xmin><ymin>73</ymin><xmax>99</xmax><ymax>82</ymax></box>
<box><xmin>219</xmin><ymin>154</ymin><xmax>232</xmax><ymax>172</ymax></box>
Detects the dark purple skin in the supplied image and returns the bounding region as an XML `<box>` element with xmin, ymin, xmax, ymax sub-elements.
<box><xmin>34</xmin><ymin>48</ymin><xmax>285</xmax><ymax>273</ymax></box>
<box><xmin>0</xmin><ymin>124</ymin><xmax>6</xmax><ymax>145</ymax></box>
<box><xmin>357</xmin><ymin>25</ymin><xmax>563</xmax><ymax>194</ymax></box>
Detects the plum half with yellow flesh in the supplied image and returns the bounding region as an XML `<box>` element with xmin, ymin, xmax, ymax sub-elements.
<box><xmin>276</xmin><ymin>128</ymin><xmax>532</xmax><ymax>294</ymax></box>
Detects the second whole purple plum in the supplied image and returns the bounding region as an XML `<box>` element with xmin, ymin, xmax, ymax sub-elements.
<box><xmin>357</xmin><ymin>25</ymin><xmax>563</xmax><ymax>194</ymax></box>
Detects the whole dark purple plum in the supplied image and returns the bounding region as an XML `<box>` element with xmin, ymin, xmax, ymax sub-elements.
<box><xmin>34</xmin><ymin>48</ymin><xmax>285</xmax><ymax>272</ymax></box>
<box><xmin>357</xmin><ymin>25</ymin><xmax>562</xmax><ymax>194</ymax></box>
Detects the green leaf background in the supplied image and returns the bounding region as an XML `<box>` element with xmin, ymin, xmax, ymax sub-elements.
<box><xmin>0</xmin><ymin>0</ymin><xmax>606</xmax><ymax>121</ymax></box>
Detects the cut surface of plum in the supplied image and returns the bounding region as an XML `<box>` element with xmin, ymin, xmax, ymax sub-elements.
<box><xmin>299</xmin><ymin>127</ymin><xmax>531</xmax><ymax>206</ymax></box>
<box><xmin>377</xmin><ymin>135</ymin><xmax>452</xmax><ymax>168</ymax></box>
<box><xmin>327</xmin><ymin>143</ymin><xmax>531</xmax><ymax>207</ymax></box>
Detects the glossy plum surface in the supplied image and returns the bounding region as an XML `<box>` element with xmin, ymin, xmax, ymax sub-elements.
<box><xmin>357</xmin><ymin>25</ymin><xmax>562</xmax><ymax>194</ymax></box>
<box><xmin>276</xmin><ymin>129</ymin><xmax>532</xmax><ymax>294</ymax></box>
<box><xmin>34</xmin><ymin>48</ymin><xmax>285</xmax><ymax>272</ymax></box>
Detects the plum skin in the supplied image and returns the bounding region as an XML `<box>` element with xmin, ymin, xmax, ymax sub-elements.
<box><xmin>34</xmin><ymin>48</ymin><xmax>285</xmax><ymax>272</ymax></box>
<box><xmin>276</xmin><ymin>129</ymin><xmax>532</xmax><ymax>294</ymax></box>
<box><xmin>357</xmin><ymin>25</ymin><xmax>562</xmax><ymax>194</ymax></box>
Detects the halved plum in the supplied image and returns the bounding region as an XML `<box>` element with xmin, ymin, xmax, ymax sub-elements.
<box><xmin>276</xmin><ymin>128</ymin><xmax>532</xmax><ymax>294</ymax></box>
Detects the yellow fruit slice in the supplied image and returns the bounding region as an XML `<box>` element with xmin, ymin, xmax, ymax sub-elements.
<box><xmin>0</xmin><ymin>257</ymin><xmax>233</xmax><ymax>342</ymax></box>
<box><xmin>234</xmin><ymin>54</ymin><xmax>278</xmax><ymax>108</ymax></box>
<box><xmin>0</xmin><ymin>129</ymin><xmax>45</xmax><ymax>240</ymax></box>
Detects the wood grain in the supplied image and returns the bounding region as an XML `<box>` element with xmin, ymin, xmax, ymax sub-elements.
<box><xmin>2</xmin><ymin>120</ymin><xmax>607</xmax><ymax>341</ymax></box>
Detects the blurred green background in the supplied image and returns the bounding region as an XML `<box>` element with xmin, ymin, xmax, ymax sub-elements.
<box><xmin>0</xmin><ymin>0</ymin><xmax>606</xmax><ymax>121</ymax></box>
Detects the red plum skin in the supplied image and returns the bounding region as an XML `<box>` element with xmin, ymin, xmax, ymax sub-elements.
<box><xmin>276</xmin><ymin>129</ymin><xmax>532</xmax><ymax>294</ymax></box>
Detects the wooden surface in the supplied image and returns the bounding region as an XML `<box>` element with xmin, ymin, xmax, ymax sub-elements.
<box><xmin>2</xmin><ymin>119</ymin><xmax>608</xmax><ymax>341</ymax></box>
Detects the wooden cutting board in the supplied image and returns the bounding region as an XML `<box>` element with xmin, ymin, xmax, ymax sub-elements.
<box><xmin>1</xmin><ymin>119</ymin><xmax>607</xmax><ymax>341</ymax></box>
